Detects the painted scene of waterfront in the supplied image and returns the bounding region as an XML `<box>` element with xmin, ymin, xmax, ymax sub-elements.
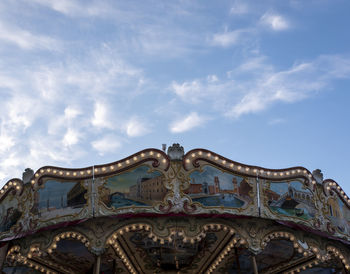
<box><xmin>327</xmin><ymin>196</ymin><xmax>350</xmax><ymax>234</ymax></box>
<box><xmin>33</xmin><ymin>180</ymin><xmax>87</xmax><ymax>219</ymax></box>
<box><xmin>187</xmin><ymin>165</ymin><xmax>253</xmax><ymax>208</ymax></box>
<box><xmin>100</xmin><ymin>165</ymin><xmax>166</xmax><ymax>209</ymax></box>
<box><xmin>265</xmin><ymin>180</ymin><xmax>316</xmax><ymax>220</ymax></box>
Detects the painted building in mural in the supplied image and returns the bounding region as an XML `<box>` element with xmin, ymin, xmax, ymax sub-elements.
<box><xmin>127</xmin><ymin>176</ymin><xmax>166</xmax><ymax>201</ymax></box>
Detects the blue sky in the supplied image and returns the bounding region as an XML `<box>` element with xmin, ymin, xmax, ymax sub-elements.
<box><xmin>0</xmin><ymin>0</ymin><xmax>349</xmax><ymax>195</ymax></box>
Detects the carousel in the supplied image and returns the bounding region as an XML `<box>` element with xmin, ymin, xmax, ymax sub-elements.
<box><xmin>0</xmin><ymin>144</ymin><xmax>349</xmax><ymax>273</ymax></box>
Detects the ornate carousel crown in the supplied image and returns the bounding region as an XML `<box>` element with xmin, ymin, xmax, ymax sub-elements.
<box><xmin>0</xmin><ymin>144</ymin><xmax>349</xmax><ymax>273</ymax></box>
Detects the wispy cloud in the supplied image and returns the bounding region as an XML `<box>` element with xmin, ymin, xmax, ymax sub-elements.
<box><xmin>124</xmin><ymin>117</ymin><xmax>150</xmax><ymax>137</ymax></box>
<box><xmin>91</xmin><ymin>135</ymin><xmax>122</xmax><ymax>156</ymax></box>
<box><xmin>170</xmin><ymin>112</ymin><xmax>208</xmax><ymax>133</ymax></box>
<box><xmin>260</xmin><ymin>12</ymin><xmax>290</xmax><ymax>31</ymax></box>
<box><xmin>170</xmin><ymin>55</ymin><xmax>350</xmax><ymax>119</ymax></box>
<box><xmin>0</xmin><ymin>21</ymin><xmax>60</xmax><ymax>50</ymax></box>
<box><xmin>30</xmin><ymin>0</ymin><xmax>110</xmax><ymax>17</ymax></box>
<box><xmin>211</xmin><ymin>29</ymin><xmax>251</xmax><ymax>47</ymax></box>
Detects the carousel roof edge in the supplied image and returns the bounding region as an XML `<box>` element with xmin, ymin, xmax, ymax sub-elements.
<box><xmin>0</xmin><ymin>145</ymin><xmax>349</xmax><ymax>210</ymax></box>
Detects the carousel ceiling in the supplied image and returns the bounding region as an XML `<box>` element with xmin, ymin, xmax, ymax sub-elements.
<box><xmin>1</xmin><ymin>144</ymin><xmax>350</xmax><ymax>273</ymax></box>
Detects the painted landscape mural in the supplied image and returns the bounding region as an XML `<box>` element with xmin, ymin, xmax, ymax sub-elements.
<box><xmin>187</xmin><ymin>165</ymin><xmax>253</xmax><ymax>208</ymax></box>
<box><xmin>265</xmin><ymin>180</ymin><xmax>316</xmax><ymax>220</ymax></box>
<box><xmin>327</xmin><ymin>196</ymin><xmax>350</xmax><ymax>234</ymax></box>
<box><xmin>32</xmin><ymin>180</ymin><xmax>87</xmax><ymax>219</ymax></box>
<box><xmin>0</xmin><ymin>195</ymin><xmax>21</xmax><ymax>233</ymax></box>
<box><xmin>100</xmin><ymin>165</ymin><xmax>166</xmax><ymax>209</ymax></box>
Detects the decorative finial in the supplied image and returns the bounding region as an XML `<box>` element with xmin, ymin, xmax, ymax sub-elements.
<box><xmin>167</xmin><ymin>143</ymin><xmax>184</xmax><ymax>160</ymax></box>
<box><xmin>312</xmin><ymin>169</ymin><xmax>323</xmax><ymax>184</ymax></box>
<box><xmin>22</xmin><ymin>168</ymin><xmax>34</xmax><ymax>184</ymax></box>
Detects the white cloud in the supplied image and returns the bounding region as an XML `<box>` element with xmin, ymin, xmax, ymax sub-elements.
<box><xmin>212</xmin><ymin>29</ymin><xmax>250</xmax><ymax>47</ymax></box>
<box><xmin>0</xmin><ymin>21</ymin><xmax>60</xmax><ymax>50</ymax></box>
<box><xmin>124</xmin><ymin>117</ymin><xmax>150</xmax><ymax>137</ymax></box>
<box><xmin>91</xmin><ymin>135</ymin><xmax>122</xmax><ymax>156</ymax></box>
<box><xmin>170</xmin><ymin>112</ymin><xmax>207</xmax><ymax>133</ymax></box>
<box><xmin>91</xmin><ymin>102</ymin><xmax>115</xmax><ymax>130</ymax></box>
<box><xmin>260</xmin><ymin>12</ymin><xmax>290</xmax><ymax>31</ymax></box>
<box><xmin>64</xmin><ymin>106</ymin><xmax>81</xmax><ymax>120</ymax></box>
<box><xmin>0</xmin><ymin>132</ymin><xmax>15</xmax><ymax>153</ymax></box>
<box><xmin>30</xmin><ymin>0</ymin><xmax>110</xmax><ymax>17</ymax></box>
<box><xmin>62</xmin><ymin>128</ymin><xmax>80</xmax><ymax>147</ymax></box>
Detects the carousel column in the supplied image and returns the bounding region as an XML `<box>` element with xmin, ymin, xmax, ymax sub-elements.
<box><xmin>251</xmin><ymin>255</ymin><xmax>258</xmax><ymax>274</ymax></box>
<box><xmin>93</xmin><ymin>255</ymin><xmax>101</xmax><ymax>274</ymax></box>
<box><xmin>0</xmin><ymin>243</ymin><xmax>8</xmax><ymax>270</ymax></box>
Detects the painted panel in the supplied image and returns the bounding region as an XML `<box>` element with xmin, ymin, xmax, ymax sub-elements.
<box><xmin>326</xmin><ymin>196</ymin><xmax>350</xmax><ymax>234</ymax></box>
<box><xmin>264</xmin><ymin>180</ymin><xmax>316</xmax><ymax>220</ymax></box>
<box><xmin>0</xmin><ymin>195</ymin><xmax>21</xmax><ymax>233</ymax></box>
<box><xmin>32</xmin><ymin>179</ymin><xmax>87</xmax><ymax>220</ymax></box>
<box><xmin>187</xmin><ymin>165</ymin><xmax>253</xmax><ymax>208</ymax></box>
<box><xmin>99</xmin><ymin>165</ymin><xmax>166</xmax><ymax>209</ymax></box>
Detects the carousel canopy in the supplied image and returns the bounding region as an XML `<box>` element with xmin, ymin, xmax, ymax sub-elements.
<box><xmin>0</xmin><ymin>144</ymin><xmax>349</xmax><ymax>274</ymax></box>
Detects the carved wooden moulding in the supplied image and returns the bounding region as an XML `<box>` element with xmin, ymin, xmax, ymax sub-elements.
<box><xmin>1</xmin><ymin>144</ymin><xmax>349</xmax><ymax>273</ymax></box>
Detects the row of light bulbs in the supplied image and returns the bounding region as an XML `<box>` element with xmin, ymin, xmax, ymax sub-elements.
<box><xmin>185</xmin><ymin>151</ymin><xmax>317</xmax><ymax>185</ymax></box>
<box><xmin>262</xmin><ymin>232</ymin><xmax>350</xmax><ymax>271</ymax></box>
<box><xmin>7</xmin><ymin>245</ymin><xmax>58</xmax><ymax>274</ymax></box>
<box><xmin>30</xmin><ymin>150</ymin><xmax>168</xmax><ymax>187</ymax></box>
<box><xmin>0</xmin><ymin>180</ymin><xmax>22</xmax><ymax>197</ymax></box>
<box><xmin>261</xmin><ymin>231</ymin><xmax>312</xmax><ymax>257</ymax></box>
<box><xmin>206</xmin><ymin>237</ymin><xmax>246</xmax><ymax>273</ymax></box>
<box><xmin>325</xmin><ymin>181</ymin><xmax>350</xmax><ymax>206</ymax></box>
<box><xmin>47</xmin><ymin>231</ymin><xmax>89</xmax><ymax>254</ymax></box>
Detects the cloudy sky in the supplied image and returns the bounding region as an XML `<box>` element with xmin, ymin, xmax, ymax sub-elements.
<box><xmin>0</xmin><ymin>0</ymin><xmax>349</xmax><ymax>193</ymax></box>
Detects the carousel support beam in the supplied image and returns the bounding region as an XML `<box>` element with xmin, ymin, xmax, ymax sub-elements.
<box><xmin>0</xmin><ymin>243</ymin><xmax>8</xmax><ymax>271</ymax></box>
<box><xmin>251</xmin><ymin>255</ymin><xmax>258</xmax><ymax>274</ymax></box>
<box><xmin>93</xmin><ymin>255</ymin><xmax>101</xmax><ymax>274</ymax></box>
